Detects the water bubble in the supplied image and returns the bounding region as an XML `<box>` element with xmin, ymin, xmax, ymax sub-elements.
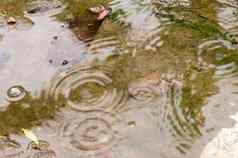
<box><xmin>6</xmin><ymin>85</ymin><xmax>26</xmax><ymax>102</ymax></box>
<box><xmin>59</xmin><ymin>110</ymin><xmax>125</xmax><ymax>156</ymax></box>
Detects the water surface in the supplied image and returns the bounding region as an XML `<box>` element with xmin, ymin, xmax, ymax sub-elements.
<box><xmin>0</xmin><ymin>0</ymin><xmax>238</xmax><ymax>158</ymax></box>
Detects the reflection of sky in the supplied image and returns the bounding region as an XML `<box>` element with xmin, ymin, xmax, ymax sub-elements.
<box><xmin>217</xmin><ymin>5</ymin><xmax>238</xmax><ymax>30</ymax></box>
<box><xmin>200</xmin><ymin>78</ymin><xmax>238</xmax><ymax>158</ymax></box>
<box><xmin>109</xmin><ymin>0</ymin><xmax>162</xmax><ymax>42</ymax></box>
<box><xmin>0</xmin><ymin>13</ymin><xmax>87</xmax><ymax>107</ymax></box>
<box><xmin>198</xmin><ymin>1</ymin><xmax>238</xmax><ymax>157</ymax></box>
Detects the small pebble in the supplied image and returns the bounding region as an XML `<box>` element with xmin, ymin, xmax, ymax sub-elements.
<box><xmin>62</xmin><ymin>60</ymin><xmax>69</xmax><ymax>65</ymax></box>
<box><xmin>128</xmin><ymin>121</ymin><xmax>136</xmax><ymax>128</ymax></box>
<box><xmin>7</xmin><ymin>17</ymin><xmax>16</xmax><ymax>25</ymax></box>
<box><xmin>53</xmin><ymin>36</ymin><xmax>58</xmax><ymax>40</ymax></box>
<box><xmin>49</xmin><ymin>59</ymin><xmax>53</xmax><ymax>63</ymax></box>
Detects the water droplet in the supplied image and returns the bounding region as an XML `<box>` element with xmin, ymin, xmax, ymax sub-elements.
<box><xmin>6</xmin><ymin>85</ymin><xmax>26</xmax><ymax>102</ymax></box>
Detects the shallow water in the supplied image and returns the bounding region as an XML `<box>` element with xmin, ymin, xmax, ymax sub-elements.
<box><xmin>0</xmin><ymin>0</ymin><xmax>238</xmax><ymax>158</ymax></box>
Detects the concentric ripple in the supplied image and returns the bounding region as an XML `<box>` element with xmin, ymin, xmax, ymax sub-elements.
<box><xmin>59</xmin><ymin>110</ymin><xmax>125</xmax><ymax>156</ymax></box>
<box><xmin>217</xmin><ymin>1</ymin><xmax>238</xmax><ymax>41</ymax></box>
<box><xmin>129</xmin><ymin>87</ymin><xmax>157</xmax><ymax>102</ymax></box>
<box><xmin>45</xmin><ymin>65</ymin><xmax>128</xmax><ymax>112</ymax></box>
<box><xmin>153</xmin><ymin>79</ymin><xmax>204</xmax><ymax>154</ymax></box>
<box><xmin>86</xmin><ymin>36</ymin><xmax>121</xmax><ymax>54</ymax></box>
<box><xmin>128</xmin><ymin>78</ymin><xmax>162</xmax><ymax>107</ymax></box>
<box><xmin>141</xmin><ymin>25</ymin><xmax>166</xmax><ymax>51</ymax></box>
<box><xmin>109</xmin><ymin>0</ymin><xmax>173</xmax><ymax>54</ymax></box>
<box><xmin>0</xmin><ymin>136</ymin><xmax>23</xmax><ymax>158</ymax></box>
<box><xmin>109</xmin><ymin>0</ymin><xmax>159</xmax><ymax>24</ymax></box>
<box><xmin>197</xmin><ymin>39</ymin><xmax>238</xmax><ymax>77</ymax></box>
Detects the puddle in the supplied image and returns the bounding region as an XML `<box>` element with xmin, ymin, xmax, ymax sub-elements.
<box><xmin>0</xmin><ymin>0</ymin><xmax>238</xmax><ymax>158</ymax></box>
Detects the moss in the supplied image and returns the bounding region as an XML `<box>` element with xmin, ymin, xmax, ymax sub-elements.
<box><xmin>0</xmin><ymin>92</ymin><xmax>66</xmax><ymax>135</ymax></box>
<box><xmin>201</xmin><ymin>46</ymin><xmax>238</xmax><ymax>71</ymax></box>
<box><xmin>180</xmin><ymin>69</ymin><xmax>217</xmax><ymax>127</ymax></box>
<box><xmin>69</xmin><ymin>82</ymin><xmax>107</xmax><ymax>102</ymax></box>
<box><xmin>173</xmin><ymin>19</ymin><xmax>223</xmax><ymax>39</ymax></box>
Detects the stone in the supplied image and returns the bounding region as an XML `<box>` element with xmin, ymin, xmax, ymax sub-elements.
<box><xmin>89</xmin><ymin>5</ymin><xmax>105</xmax><ymax>14</ymax></box>
<box><xmin>7</xmin><ymin>17</ymin><xmax>16</xmax><ymax>25</ymax></box>
<box><xmin>62</xmin><ymin>60</ymin><xmax>69</xmax><ymax>65</ymax></box>
<box><xmin>27</xmin><ymin>6</ymin><xmax>41</xmax><ymax>14</ymax></box>
<box><xmin>97</xmin><ymin>8</ymin><xmax>111</xmax><ymax>21</ymax></box>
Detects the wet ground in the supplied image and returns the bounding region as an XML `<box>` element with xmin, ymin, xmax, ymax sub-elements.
<box><xmin>0</xmin><ymin>0</ymin><xmax>238</xmax><ymax>158</ymax></box>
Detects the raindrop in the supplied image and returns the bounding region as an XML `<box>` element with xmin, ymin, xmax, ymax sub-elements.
<box><xmin>44</xmin><ymin>65</ymin><xmax>128</xmax><ymax>112</ymax></box>
<box><xmin>6</xmin><ymin>85</ymin><xmax>26</xmax><ymax>102</ymax></box>
<box><xmin>59</xmin><ymin>110</ymin><xmax>126</xmax><ymax>156</ymax></box>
